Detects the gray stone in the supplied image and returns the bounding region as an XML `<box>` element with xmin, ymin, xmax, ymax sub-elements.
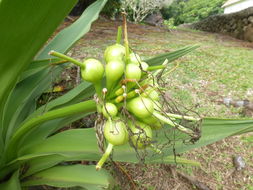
<box><xmin>188</xmin><ymin>7</ymin><xmax>253</xmax><ymax>42</ymax></box>
<box><xmin>144</xmin><ymin>11</ymin><xmax>164</xmax><ymax>26</ymax></box>
<box><xmin>243</xmin><ymin>18</ymin><xmax>248</xmax><ymax>24</ymax></box>
<box><xmin>231</xmin><ymin>23</ymin><xmax>237</xmax><ymax>29</ymax></box>
<box><xmin>248</xmin><ymin>16</ymin><xmax>253</xmax><ymax>23</ymax></box>
<box><xmin>244</xmin><ymin>25</ymin><xmax>253</xmax><ymax>42</ymax></box>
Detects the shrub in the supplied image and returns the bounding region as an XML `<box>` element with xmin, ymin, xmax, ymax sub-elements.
<box><xmin>162</xmin><ymin>0</ymin><xmax>226</xmax><ymax>25</ymax></box>
<box><xmin>121</xmin><ymin>0</ymin><xmax>165</xmax><ymax>22</ymax></box>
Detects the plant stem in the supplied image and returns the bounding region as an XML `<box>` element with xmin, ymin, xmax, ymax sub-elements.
<box><xmin>153</xmin><ymin>111</ymin><xmax>197</xmax><ymax>138</ymax></box>
<box><xmin>96</xmin><ymin>143</ymin><xmax>114</xmax><ymax>170</ymax></box>
<box><xmin>116</xmin><ymin>26</ymin><xmax>122</xmax><ymax>44</ymax></box>
<box><xmin>150</xmin><ymin>144</ymin><xmax>162</xmax><ymax>154</ymax></box>
<box><xmin>49</xmin><ymin>50</ymin><xmax>83</xmax><ymax>68</ymax></box>
<box><xmin>147</xmin><ymin>65</ymin><xmax>166</xmax><ymax>71</ymax></box>
<box><xmin>164</xmin><ymin>113</ymin><xmax>201</xmax><ymax>121</ymax></box>
<box><xmin>93</xmin><ymin>81</ymin><xmax>103</xmax><ymax>99</ymax></box>
<box><xmin>122</xmin><ymin>12</ymin><xmax>130</xmax><ymax>64</ymax></box>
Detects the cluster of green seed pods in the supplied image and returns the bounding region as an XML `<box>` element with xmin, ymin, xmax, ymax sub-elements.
<box><xmin>49</xmin><ymin>26</ymin><xmax>200</xmax><ymax>171</ymax></box>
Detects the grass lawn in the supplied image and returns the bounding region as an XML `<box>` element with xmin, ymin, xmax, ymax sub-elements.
<box><xmin>68</xmin><ymin>18</ymin><xmax>253</xmax><ymax>189</ymax></box>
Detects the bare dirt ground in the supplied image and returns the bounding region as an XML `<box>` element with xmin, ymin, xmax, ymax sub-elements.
<box><xmin>56</xmin><ymin>17</ymin><xmax>253</xmax><ymax>190</ymax></box>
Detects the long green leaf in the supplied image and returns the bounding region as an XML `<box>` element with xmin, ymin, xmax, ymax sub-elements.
<box><xmin>0</xmin><ymin>0</ymin><xmax>78</xmax><ymax>131</ymax></box>
<box><xmin>145</xmin><ymin>44</ymin><xmax>200</xmax><ymax>66</ymax></box>
<box><xmin>36</xmin><ymin>0</ymin><xmax>108</xmax><ymax>60</ymax></box>
<box><xmin>3</xmin><ymin>68</ymin><xmax>60</xmax><ymax>143</ymax></box>
<box><xmin>0</xmin><ymin>170</ymin><xmax>21</xmax><ymax>190</ymax></box>
<box><xmin>18</xmin><ymin>113</ymin><xmax>92</xmax><ymax>156</ymax></box>
<box><xmin>5</xmin><ymin>100</ymin><xmax>97</xmax><ymax>163</ymax></box>
<box><xmin>28</xmin><ymin>81</ymin><xmax>94</xmax><ymax>119</ymax></box>
<box><xmin>21</xmin><ymin>118</ymin><xmax>253</xmax><ymax>164</ymax></box>
<box><xmin>21</xmin><ymin>165</ymin><xmax>113</xmax><ymax>189</ymax></box>
<box><xmin>2</xmin><ymin>0</ymin><xmax>106</xmax><ymax>147</ymax></box>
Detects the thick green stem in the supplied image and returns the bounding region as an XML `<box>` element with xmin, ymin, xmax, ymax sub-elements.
<box><xmin>5</xmin><ymin>100</ymin><xmax>97</xmax><ymax>162</ymax></box>
<box><xmin>147</xmin><ymin>65</ymin><xmax>166</xmax><ymax>71</ymax></box>
<box><xmin>49</xmin><ymin>50</ymin><xmax>83</xmax><ymax>68</ymax></box>
<box><xmin>96</xmin><ymin>143</ymin><xmax>114</xmax><ymax>170</ymax></box>
<box><xmin>93</xmin><ymin>81</ymin><xmax>103</xmax><ymax>100</ymax></box>
<box><xmin>150</xmin><ymin>144</ymin><xmax>162</xmax><ymax>154</ymax></box>
<box><xmin>153</xmin><ymin>111</ymin><xmax>197</xmax><ymax>137</ymax></box>
<box><xmin>122</xmin><ymin>13</ymin><xmax>130</xmax><ymax>64</ymax></box>
<box><xmin>116</xmin><ymin>26</ymin><xmax>122</xmax><ymax>44</ymax></box>
<box><xmin>164</xmin><ymin>113</ymin><xmax>201</xmax><ymax>121</ymax></box>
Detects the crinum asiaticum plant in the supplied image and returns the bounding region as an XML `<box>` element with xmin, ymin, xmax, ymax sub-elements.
<box><xmin>1</xmin><ymin>0</ymin><xmax>253</xmax><ymax>189</ymax></box>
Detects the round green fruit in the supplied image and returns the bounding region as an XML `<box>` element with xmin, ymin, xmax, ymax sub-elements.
<box><xmin>149</xmin><ymin>90</ymin><xmax>160</xmax><ymax>101</ymax></box>
<box><xmin>140</xmin><ymin>61</ymin><xmax>149</xmax><ymax>71</ymax></box>
<box><xmin>127</xmin><ymin>97</ymin><xmax>154</xmax><ymax>118</ymax></box>
<box><xmin>102</xmin><ymin>103</ymin><xmax>118</xmax><ymax>118</ymax></box>
<box><xmin>81</xmin><ymin>58</ymin><xmax>104</xmax><ymax>83</ymax></box>
<box><xmin>104</xmin><ymin>44</ymin><xmax>125</xmax><ymax>63</ymax></box>
<box><xmin>125</xmin><ymin>63</ymin><xmax>141</xmax><ymax>81</ymax></box>
<box><xmin>104</xmin><ymin>120</ymin><xmax>129</xmax><ymax>146</ymax></box>
<box><xmin>141</xmin><ymin>116</ymin><xmax>163</xmax><ymax>130</ymax></box>
<box><xmin>129</xmin><ymin>53</ymin><xmax>141</xmax><ymax>65</ymax></box>
<box><xmin>129</xmin><ymin>121</ymin><xmax>152</xmax><ymax>149</ymax></box>
<box><xmin>106</xmin><ymin>60</ymin><xmax>125</xmax><ymax>89</ymax></box>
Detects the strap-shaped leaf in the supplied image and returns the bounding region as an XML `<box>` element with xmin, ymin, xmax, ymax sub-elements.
<box><xmin>3</xmin><ymin>68</ymin><xmax>58</xmax><ymax>142</ymax></box>
<box><xmin>0</xmin><ymin>170</ymin><xmax>21</xmax><ymax>190</ymax></box>
<box><xmin>18</xmin><ymin>113</ymin><xmax>92</xmax><ymax>156</ymax></box>
<box><xmin>21</xmin><ymin>165</ymin><xmax>114</xmax><ymax>189</ymax></box>
<box><xmin>28</xmin><ymin>81</ymin><xmax>94</xmax><ymax>120</ymax></box>
<box><xmin>5</xmin><ymin>100</ymin><xmax>97</xmax><ymax>162</ymax></box>
<box><xmin>0</xmin><ymin>0</ymin><xmax>78</xmax><ymax>131</ymax></box>
<box><xmin>21</xmin><ymin>118</ymin><xmax>253</xmax><ymax>164</ymax></box>
<box><xmin>36</xmin><ymin>0</ymin><xmax>108</xmax><ymax>60</ymax></box>
<box><xmin>145</xmin><ymin>44</ymin><xmax>200</xmax><ymax>66</ymax></box>
<box><xmin>2</xmin><ymin>0</ymin><xmax>106</xmax><ymax>145</ymax></box>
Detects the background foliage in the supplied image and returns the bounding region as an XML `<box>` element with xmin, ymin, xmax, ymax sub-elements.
<box><xmin>161</xmin><ymin>0</ymin><xmax>226</xmax><ymax>25</ymax></box>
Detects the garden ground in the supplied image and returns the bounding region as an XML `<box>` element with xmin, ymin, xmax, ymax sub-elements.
<box><xmin>57</xmin><ymin>18</ymin><xmax>253</xmax><ymax>189</ymax></box>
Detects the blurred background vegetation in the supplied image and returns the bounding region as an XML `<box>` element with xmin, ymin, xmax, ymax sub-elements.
<box><xmin>71</xmin><ymin>0</ymin><xmax>226</xmax><ymax>26</ymax></box>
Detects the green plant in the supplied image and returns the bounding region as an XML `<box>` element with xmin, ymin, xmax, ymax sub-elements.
<box><xmin>162</xmin><ymin>0</ymin><xmax>226</xmax><ymax>25</ymax></box>
<box><xmin>163</xmin><ymin>18</ymin><xmax>177</xmax><ymax>29</ymax></box>
<box><xmin>1</xmin><ymin>0</ymin><xmax>253</xmax><ymax>189</ymax></box>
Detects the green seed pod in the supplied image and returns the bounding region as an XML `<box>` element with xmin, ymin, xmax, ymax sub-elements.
<box><xmin>141</xmin><ymin>116</ymin><xmax>163</xmax><ymax>130</ymax></box>
<box><xmin>104</xmin><ymin>120</ymin><xmax>129</xmax><ymax>146</ymax></box>
<box><xmin>104</xmin><ymin>44</ymin><xmax>125</xmax><ymax>63</ymax></box>
<box><xmin>127</xmin><ymin>97</ymin><xmax>154</xmax><ymax>118</ymax></box>
<box><xmin>142</xmin><ymin>88</ymin><xmax>160</xmax><ymax>101</ymax></box>
<box><xmin>129</xmin><ymin>53</ymin><xmax>141</xmax><ymax>65</ymax></box>
<box><xmin>81</xmin><ymin>58</ymin><xmax>104</xmax><ymax>83</ymax></box>
<box><xmin>140</xmin><ymin>61</ymin><xmax>149</xmax><ymax>71</ymax></box>
<box><xmin>149</xmin><ymin>90</ymin><xmax>160</xmax><ymax>101</ymax></box>
<box><xmin>106</xmin><ymin>60</ymin><xmax>125</xmax><ymax>90</ymax></box>
<box><xmin>102</xmin><ymin>103</ymin><xmax>118</xmax><ymax>118</ymax></box>
<box><xmin>129</xmin><ymin>121</ymin><xmax>152</xmax><ymax>149</ymax></box>
<box><xmin>125</xmin><ymin>63</ymin><xmax>141</xmax><ymax>81</ymax></box>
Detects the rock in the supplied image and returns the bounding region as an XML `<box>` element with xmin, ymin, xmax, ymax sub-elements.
<box><xmin>233</xmin><ymin>155</ymin><xmax>246</xmax><ymax>171</ymax></box>
<box><xmin>188</xmin><ymin>7</ymin><xmax>253</xmax><ymax>42</ymax></box>
<box><xmin>243</xmin><ymin>18</ymin><xmax>248</xmax><ymax>24</ymax></box>
<box><xmin>144</xmin><ymin>11</ymin><xmax>164</xmax><ymax>26</ymax></box>
<box><xmin>248</xmin><ymin>16</ymin><xmax>253</xmax><ymax>23</ymax></box>
<box><xmin>244</xmin><ymin>24</ymin><xmax>253</xmax><ymax>42</ymax></box>
<box><xmin>231</xmin><ymin>23</ymin><xmax>237</xmax><ymax>29</ymax></box>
